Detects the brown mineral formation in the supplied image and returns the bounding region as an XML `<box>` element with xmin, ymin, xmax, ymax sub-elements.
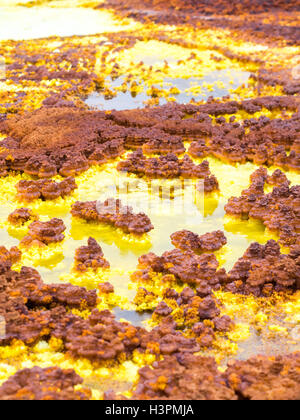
<box><xmin>225</xmin><ymin>352</ymin><xmax>300</xmax><ymax>400</ymax></box>
<box><xmin>74</xmin><ymin>237</ymin><xmax>110</xmax><ymax>272</ymax></box>
<box><xmin>71</xmin><ymin>198</ymin><xmax>154</xmax><ymax>235</ymax></box>
<box><xmin>21</xmin><ymin>218</ymin><xmax>66</xmax><ymax>247</ymax></box>
<box><xmin>171</xmin><ymin>230</ymin><xmax>227</xmax><ymax>253</ymax></box>
<box><xmin>225</xmin><ymin>168</ymin><xmax>300</xmax><ymax>246</ymax></box>
<box><xmin>16</xmin><ymin>177</ymin><xmax>77</xmax><ymax>202</ymax></box>
<box><xmin>0</xmin><ymin>367</ymin><xmax>91</xmax><ymax>401</ymax></box>
<box><xmin>102</xmin><ymin>0</ymin><xmax>299</xmax><ymax>16</ymax></box>
<box><xmin>105</xmin><ymin>351</ymin><xmax>300</xmax><ymax>401</ymax></box>
<box><xmin>226</xmin><ymin>240</ymin><xmax>300</xmax><ymax>296</ymax></box>
<box><xmin>0</xmin><ymin>107</ymin><xmax>125</xmax><ymax>178</ymax></box>
<box><xmin>132</xmin><ymin>248</ymin><xmax>227</xmax><ymax>290</ymax></box>
<box><xmin>117</xmin><ymin>149</ymin><xmax>213</xmax><ymax>180</ymax></box>
<box><xmin>0</xmin><ymin>98</ymin><xmax>298</xmax><ymax>178</ymax></box>
<box><xmin>153</xmin><ymin>287</ymin><xmax>234</xmax><ymax>348</ymax></box>
<box><xmin>129</xmin><ymin>353</ymin><xmax>236</xmax><ymax>400</ymax></box>
<box><xmin>8</xmin><ymin>208</ymin><xmax>38</xmax><ymax>226</ymax></box>
<box><xmin>0</xmin><ymin>251</ymin><xmax>98</xmax><ymax>345</ymax></box>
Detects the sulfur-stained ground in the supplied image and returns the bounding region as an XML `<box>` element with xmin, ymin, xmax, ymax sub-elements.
<box><xmin>0</xmin><ymin>0</ymin><xmax>299</xmax><ymax>400</ymax></box>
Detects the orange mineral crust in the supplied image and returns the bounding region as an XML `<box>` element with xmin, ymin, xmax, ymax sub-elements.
<box><xmin>53</xmin><ymin>310</ymin><xmax>201</xmax><ymax>362</ymax></box>
<box><xmin>132</xmin><ymin>248</ymin><xmax>227</xmax><ymax>289</ymax></box>
<box><xmin>134</xmin><ymin>238</ymin><xmax>300</xmax><ymax>297</ymax></box>
<box><xmin>71</xmin><ymin>199</ymin><xmax>154</xmax><ymax>235</ymax></box>
<box><xmin>101</xmin><ymin>0</ymin><xmax>300</xmax><ymax>16</ymax></box>
<box><xmin>105</xmin><ymin>351</ymin><xmax>300</xmax><ymax>400</ymax></box>
<box><xmin>0</xmin><ymin>367</ymin><xmax>91</xmax><ymax>401</ymax></box>
<box><xmin>0</xmin><ymin>256</ymin><xmax>97</xmax><ymax>345</ymax></box>
<box><xmin>7</xmin><ymin>208</ymin><xmax>38</xmax><ymax>226</ymax></box>
<box><xmin>142</xmin><ymin>133</ymin><xmax>185</xmax><ymax>155</ymax></box>
<box><xmin>105</xmin><ymin>353</ymin><xmax>237</xmax><ymax>401</ymax></box>
<box><xmin>0</xmin><ymin>245</ymin><xmax>199</xmax><ymax>359</ymax></box>
<box><xmin>225</xmin><ymin>352</ymin><xmax>300</xmax><ymax>400</ymax></box>
<box><xmin>203</xmin><ymin>114</ymin><xmax>300</xmax><ymax>170</ymax></box>
<box><xmin>0</xmin><ymin>245</ymin><xmax>22</xmax><ymax>268</ymax></box>
<box><xmin>0</xmin><ymin>98</ymin><xmax>299</xmax><ymax>177</ymax></box>
<box><xmin>74</xmin><ymin>237</ymin><xmax>110</xmax><ymax>272</ymax></box>
<box><xmin>225</xmin><ymin>168</ymin><xmax>300</xmax><ymax>246</ymax></box>
<box><xmin>21</xmin><ymin>218</ymin><xmax>67</xmax><ymax>247</ymax></box>
<box><xmin>253</xmin><ymin>68</ymin><xmax>300</xmax><ymax>96</ymax></box>
<box><xmin>117</xmin><ymin>149</ymin><xmax>216</xmax><ymax>182</ymax></box>
<box><xmin>171</xmin><ymin>230</ymin><xmax>227</xmax><ymax>253</ymax></box>
<box><xmin>0</xmin><ymin>107</ymin><xmax>125</xmax><ymax>178</ymax></box>
<box><xmin>0</xmin><ymin>0</ymin><xmax>299</xmax><ymax>401</ymax></box>
<box><xmin>226</xmin><ymin>240</ymin><xmax>300</xmax><ymax>296</ymax></box>
<box><xmin>16</xmin><ymin>177</ymin><xmax>77</xmax><ymax>202</ymax></box>
<box><xmin>153</xmin><ymin>288</ymin><xmax>234</xmax><ymax>347</ymax></box>
<box><xmin>100</xmin><ymin>1</ymin><xmax>300</xmax><ymax>46</ymax></box>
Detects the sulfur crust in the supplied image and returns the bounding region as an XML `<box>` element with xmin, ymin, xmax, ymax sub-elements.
<box><xmin>0</xmin><ymin>4</ymin><xmax>299</xmax><ymax>398</ymax></box>
<box><xmin>0</xmin><ymin>135</ymin><xmax>299</xmax><ymax>389</ymax></box>
<box><xmin>0</xmin><ymin>338</ymin><xmax>156</xmax><ymax>399</ymax></box>
<box><xmin>18</xmin><ymin>242</ymin><xmax>65</xmax><ymax>269</ymax></box>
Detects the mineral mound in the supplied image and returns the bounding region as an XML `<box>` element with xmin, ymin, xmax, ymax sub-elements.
<box><xmin>225</xmin><ymin>167</ymin><xmax>300</xmax><ymax>246</ymax></box>
<box><xmin>0</xmin><ymin>367</ymin><xmax>91</xmax><ymax>401</ymax></box>
<box><xmin>226</xmin><ymin>240</ymin><xmax>300</xmax><ymax>296</ymax></box>
<box><xmin>132</xmin><ymin>248</ymin><xmax>227</xmax><ymax>291</ymax></box>
<box><xmin>171</xmin><ymin>230</ymin><xmax>227</xmax><ymax>253</ymax></box>
<box><xmin>71</xmin><ymin>198</ymin><xmax>154</xmax><ymax>235</ymax></box>
<box><xmin>16</xmin><ymin>177</ymin><xmax>77</xmax><ymax>202</ymax></box>
<box><xmin>21</xmin><ymin>218</ymin><xmax>67</xmax><ymax>247</ymax></box>
<box><xmin>74</xmin><ymin>237</ymin><xmax>110</xmax><ymax>272</ymax></box>
<box><xmin>0</xmin><ymin>107</ymin><xmax>125</xmax><ymax>178</ymax></box>
<box><xmin>8</xmin><ymin>208</ymin><xmax>38</xmax><ymax>226</ymax></box>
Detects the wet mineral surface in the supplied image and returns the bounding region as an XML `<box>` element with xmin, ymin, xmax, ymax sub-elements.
<box><xmin>0</xmin><ymin>0</ymin><xmax>299</xmax><ymax>401</ymax></box>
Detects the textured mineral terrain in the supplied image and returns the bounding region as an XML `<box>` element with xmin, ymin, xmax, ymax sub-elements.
<box><xmin>0</xmin><ymin>0</ymin><xmax>299</xmax><ymax>401</ymax></box>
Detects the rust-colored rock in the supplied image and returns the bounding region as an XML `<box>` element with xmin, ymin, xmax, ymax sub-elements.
<box><xmin>208</xmin><ymin>115</ymin><xmax>300</xmax><ymax>170</ymax></box>
<box><xmin>0</xmin><ymin>367</ymin><xmax>91</xmax><ymax>400</ymax></box>
<box><xmin>225</xmin><ymin>168</ymin><xmax>300</xmax><ymax>246</ymax></box>
<box><xmin>98</xmin><ymin>282</ymin><xmax>114</xmax><ymax>294</ymax></box>
<box><xmin>153</xmin><ymin>287</ymin><xmax>234</xmax><ymax>348</ymax></box>
<box><xmin>189</xmin><ymin>139</ymin><xmax>210</xmax><ymax>158</ymax></box>
<box><xmin>0</xmin><ymin>107</ymin><xmax>125</xmax><ymax>178</ymax></box>
<box><xmin>74</xmin><ymin>237</ymin><xmax>110</xmax><ymax>272</ymax></box>
<box><xmin>16</xmin><ymin>177</ymin><xmax>77</xmax><ymax>202</ymax></box>
<box><xmin>130</xmin><ymin>353</ymin><xmax>236</xmax><ymax>400</ymax></box>
<box><xmin>106</xmin><ymin>351</ymin><xmax>300</xmax><ymax>401</ymax></box>
<box><xmin>53</xmin><ymin>308</ymin><xmax>201</xmax><ymax>362</ymax></box>
<box><xmin>117</xmin><ymin>149</ymin><xmax>213</xmax><ymax>179</ymax></box>
<box><xmin>53</xmin><ymin>309</ymin><xmax>143</xmax><ymax>361</ymax></box>
<box><xmin>171</xmin><ymin>230</ymin><xmax>227</xmax><ymax>253</ymax></box>
<box><xmin>142</xmin><ymin>134</ymin><xmax>185</xmax><ymax>155</ymax></box>
<box><xmin>139</xmin><ymin>317</ymin><xmax>200</xmax><ymax>356</ymax></box>
<box><xmin>7</xmin><ymin>208</ymin><xmax>38</xmax><ymax>226</ymax></box>
<box><xmin>21</xmin><ymin>218</ymin><xmax>66</xmax><ymax>247</ymax></box>
<box><xmin>0</xmin><ymin>245</ymin><xmax>21</xmax><ymax>267</ymax></box>
<box><xmin>226</xmin><ymin>240</ymin><xmax>300</xmax><ymax>296</ymax></box>
<box><xmin>133</xmin><ymin>248</ymin><xmax>227</xmax><ymax>290</ymax></box>
<box><xmin>71</xmin><ymin>198</ymin><xmax>154</xmax><ymax>235</ymax></box>
<box><xmin>225</xmin><ymin>352</ymin><xmax>300</xmax><ymax>400</ymax></box>
<box><xmin>203</xmin><ymin>175</ymin><xmax>220</xmax><ymax>193</ymax></box>
<box><xmin>0</xmin><ymin>256</ymin><xmax>97</xmax><ymax>345</ymax></box>
<box><xmin>0</xmin><ymin>98</ymin><xmax>298</xmax><ymax>179</ymax></box>
<box><xmin>102</xmin><ymin>0</ymin><xmax>299</xmax><ymax>17</ymax></box>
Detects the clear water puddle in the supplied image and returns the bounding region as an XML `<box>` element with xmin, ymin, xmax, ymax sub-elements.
<box><xmin>113</xmin><ymin>308</ymin><xmax>151</xmax><ymax>327</ymax></box>
<box><xmin>86</xmin><ymin>69</ymin><xmax>251</xmax><ymax>111</ymax></box>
